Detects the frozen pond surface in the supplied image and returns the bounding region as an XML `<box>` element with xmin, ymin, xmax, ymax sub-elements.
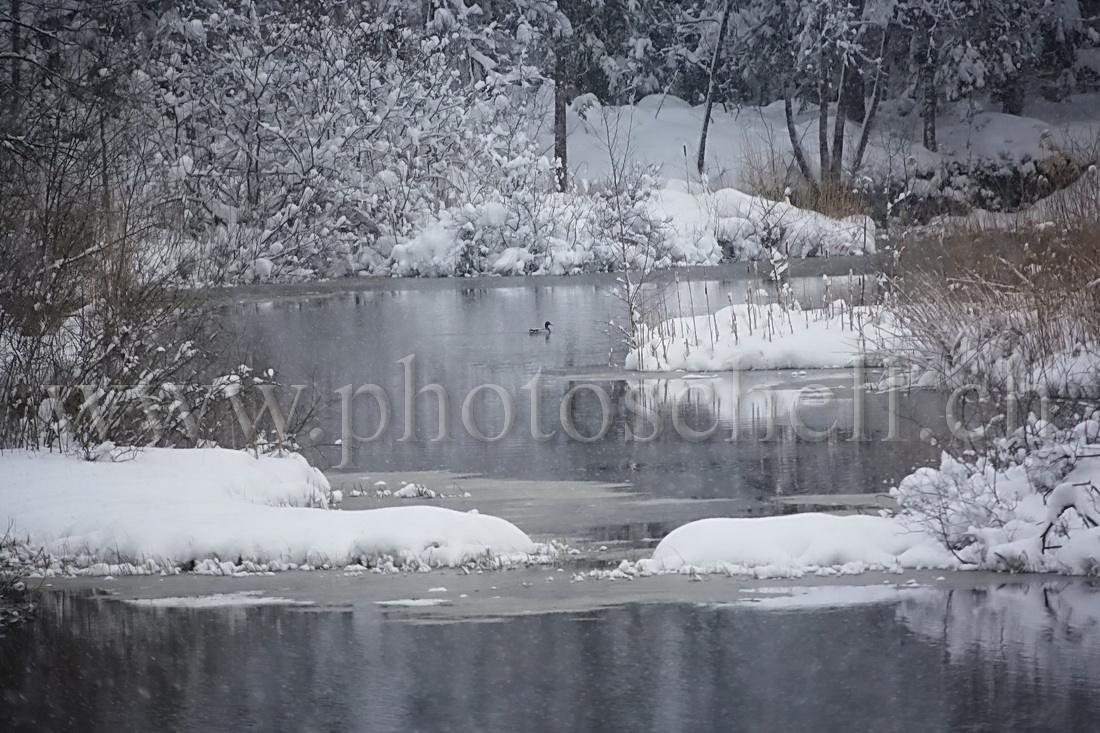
<box><xmin>3</xmin><ymin>578</ymin><xmax>1100</xmax><ymax>732</ymax></box>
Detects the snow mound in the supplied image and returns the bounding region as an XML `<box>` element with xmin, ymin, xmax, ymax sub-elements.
<box><xmin>653</xmin><ymin>187</ymin><xmax>875</xmax><ymax>261</ymax></box>
<box><xmin>634</xmin><ymin>513</ymin><xmax>955</xmax><ymax>578</ymax></box>
<box><xmin>0</xmin><ymin>448</ymin><xmax>547</xmax><ymax>575</ymax></box>
<box><xmin>626</xmin><ymin>301</ymin><xmax>890</xmax><ymax>372</ymax></box>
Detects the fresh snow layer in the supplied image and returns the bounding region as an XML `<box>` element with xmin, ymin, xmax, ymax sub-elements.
<box><xmin>562</xmin><ymin>94</ymin><xmax>1094</xmax><ymax>192</ymax></box>
<box><xmin>651</xmin><ymin>186</ymin><xmax>875</xmax><ymax>262</ymax></box>
<box><xmin>0</xmin><ymin>448</ymin><xmax>545</xmax><ymax>575</ymax></box>
<box><xmin>626</xmin><ymin>302</ymin><xmax>890</xmax><ymax>372</ymax></box>
<box><xmin>634</xmin><ymin>514</ymin><xmax>956</xmax><ymax>578</ymax></box>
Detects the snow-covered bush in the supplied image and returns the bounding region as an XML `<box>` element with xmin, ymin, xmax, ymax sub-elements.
<box><xmin>0</xmin><ymin>266</ymin><xmax>211</xmax><ymax>456</ymax></box>
<box><xmin>148</xmin><ymin>3</ymin><xmax>555</xmax><ymax>283</ymax></box>
<box><xmin>0</xmin><ymin>528</ymin><xmax>34</xmax><ymax>633</ymax></box>
<box><xmin>894</xmin><ymin>452</ymin><xmax>1032</xmax><ymax>553</ymax></box>
<box><xmin>652</xmin><ymin>186</ymin><xmax>875</xmax><ymax>264</ymax></box>
<box><xmin>391</xmin><ymin>160</ymin><xmax>682</xmax><ymax>277</ymax></box>
<box><xmin>893</xmin><ymin>417</ymin><xmax>1100</xmax><ymax>574</ymax></box>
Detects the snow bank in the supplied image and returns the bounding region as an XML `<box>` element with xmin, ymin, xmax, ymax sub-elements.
<box><xmin>626</xmin><ymin>301</ymin><xmax>890</xmax><ymax>372</ymax></box>
<box><xmin>385</xmin><ymin>183</ymin><xmax>873</xmax><ymax>278</ymax></box>
<box><xmin>631</xmin><ymin>514</ymin><xmax>954</xmax><ymax>578</ymax></box>
<box><xmin>0</xmin><ymin>448</ymin><xmax>547</xmax><ymax>575</ymax></box>
<box><xmin>598</xmin><ymin>416</ymin><xmax>1100</xmax><ymax>579</ymax></box>
<box><xmin>652</xmin><ymin>186</ymin><xmax>875</xmax><ymax>261</ymax></box>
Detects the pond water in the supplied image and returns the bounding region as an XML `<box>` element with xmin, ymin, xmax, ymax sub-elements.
<box><xmin>3</xmin><ymin>581</ymin><xmax>1100</xmax><ymax>732</ymax></box>
<box><xmin>232</xmin><ymin>265</ymin><xmax>941</xmax><ymax>506</ymax></box>
<box><xmin>6</xmin><ymin>267</ymin><xmax>1100</xmax><ymax>731</ymax></box>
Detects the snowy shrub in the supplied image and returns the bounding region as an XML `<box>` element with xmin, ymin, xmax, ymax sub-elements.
<box><xmin>893</xmin><ymin>452</ymin><xmax>1026</xmax><ymax>552</ymax></box>
<box><xmin>389</xmin><ymin>135</ymin><xmax>564</xmax><ymax>277</ymax></box>
<box><xmin>0</xmin><ymin>528</ymin><xmax>34</xmax><ymax>634</ymax></box>
<box><xmin>0</xmin><ymin>36</ymin><xmax>218</xmax><ymax>456</ymax></box>
<box><xmin>882</xmin><ymin>232</ymin><xmax>1100</xmax><ymax>407</ymax></box>
<box><xmin>391</xmin><ymin>160</ymin><xmax>681</xmax><ymax>278</ymax></box>
<box><xmin>145</xmin><ymin>3</ymin><xmax>549</xmax><ymax>283</ymax></box>
<box><xmin>893</xmin><ymin>418</ymin><xmax>1100</xmax><ymax>573</ymax></box>
<box><xmin>589</xmin><ymin>165</ymin><xmax>679</xmax><ymax>271</ymax></box>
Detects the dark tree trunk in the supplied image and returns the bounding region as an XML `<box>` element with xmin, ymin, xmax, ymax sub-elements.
<box><xmin>841</xmin><ymin>62</ymin><xmax>865</xmax><ymax>123</ymax></box>
<box><xmin>554</xmin><ymin>49</ymin><xmax>569</xmax><ymax>192</ymax></box>
<box><xmin>996</xmin><ymin>73</ymin><xmax>1025</xmax><ymax>115</ymax></box>
<box><xmin>852</xmin><ymin>22</ymin><xmax>893</xmax><ymax>175</ymax></box>
<box><xmin>99</xmin><ymin>112</ymin><xmax>111</xmax><ymax>212</ymax></box>
<box><xmin>915</xmin><ymin>17</ymin><xmax>938</xmax><ymax>152</ymax></box>
<box><xmin>9</xmin><ymin>0</ymin><xmax>20</xmax><ymax>112</ymax></box>
<box><xmin>844</xmin><ymin>0</ymin><xmax>867</xmax><ymax>124</ymax></box>
<box><xmin>818</xmin><ymin>46</ymin><xmax>832</xmax><ymax>183</ymax></box>
<box><xmin>921</xmin><ymin>64</ymin><xmax>937</xmax><ymax>152</ymax></box>
<box><xmin>830</xmin><ymin>58</ymin><xmax>849</xmax><ymax>181</ymax></box>
<box><xmin>785</xmin><ymin>91</ymin><xmax>820</xmax><ymax>199</ymax></box>
<box><xmin>697</xmin><ymin>0</ymin><xmax>733</xmax><ymax>176</ymax></box>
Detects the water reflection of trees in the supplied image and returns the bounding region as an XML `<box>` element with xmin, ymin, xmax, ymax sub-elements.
<box><xmin>6</xmin><ymin>586</ymin><xmax>1100</xmax><ymax>732</ymax></box>
<box><xmin>896</xmin><ymin>581</ymin><xmax>1100</xmax><ymax>717</ymax></box>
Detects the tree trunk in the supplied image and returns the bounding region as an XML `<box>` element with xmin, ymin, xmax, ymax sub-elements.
<box><xmin>830</xmin><ymin>57</ymin><xmax>848</xmax><ymax>182</ymax></box>
<box><xmin>554</xmin><ymin>49</ymin><xmax>569</xmax><ymax>192</ymax></box>
<box><xmin>697</xmin><ymin>0</ymin><xmax>733</xmax><ymax>176</ymax></box>
<box><xmin>818</xmin><ymin>46</ymin><xmax>832</xmax><ymax>184</ymax></box>
<box><xmin>996</xmin><ymin>72</ymin><xmax>1025</xmax><ymax>115</ymax></box>
<box><xmin>9</xmin><ymin>0</ymin><xmax>20</xmax><ymax>112</ymax></box>
<box><xmin>841</xmin><ymin>63</ymin><xmax>865</xmax><ymax>123</ymax></box>
<box><xmin>921</xmin><ymin>67</ymin><xmax>937</xmax><ymax>152</ymax></box>
<box><xmin>852</xmin><ymin>22</ymin><xmax>893</xmax><ymax>176</ymax></box>
<box><xmin>842</xmin><ymin>0</ymin><xmax>867</xmax><ymax>124</ymax></box>
<box><xmin>99</xmin><ymin>111</ymin><xmax>111</xmax><ymax>213</ymax></box>
<box><xmin>916</xmin><ymin>18</ymin><xmax>937</xmax><ymax>152</ymax></box>
<box><xmin>785</xmin><ymin>91</ymin><xmax>820</xmax><ymax>199</ymax></box>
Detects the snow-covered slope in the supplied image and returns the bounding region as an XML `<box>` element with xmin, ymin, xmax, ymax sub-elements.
<box><xmin>559</xmin><ymin>93</ymin><xmax>1100</xmax><ymax>192</ymax></box>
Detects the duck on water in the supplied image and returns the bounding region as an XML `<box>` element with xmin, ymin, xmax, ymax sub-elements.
<box><xmin>529</xmin><ymin>321</ymin><xmax>552</xmax><ymax>335</ymax></box>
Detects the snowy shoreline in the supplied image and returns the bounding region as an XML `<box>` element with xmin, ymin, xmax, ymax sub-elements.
<box><xmin>188</xmin><ymin>252</ymin><xmax>891</xmax><ymax>304</ymax></box>
<box><xmin>29</xmin><ymin>566</ymin><xmax>1092</xmax><ymax>617</ymax></box>
<box><xmin>4</xmin><ymin>434</ymin><xmax>1099</xmax><ymax>582</ymax></box>
<box><xmin>0</xmin><ymin>448</ymin><xmax>556</xmax><ymax>578</ymax></box>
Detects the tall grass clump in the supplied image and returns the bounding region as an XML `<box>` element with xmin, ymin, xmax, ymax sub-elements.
<box><xmin>882</xmin><ymin>204</ymin><xmax>1100</xmax><ymax>451</ymax></box>
<box><xmin>0</xmin><ymin>528</ymin><xmax>34</xmax><ymax>634</ymax></box>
